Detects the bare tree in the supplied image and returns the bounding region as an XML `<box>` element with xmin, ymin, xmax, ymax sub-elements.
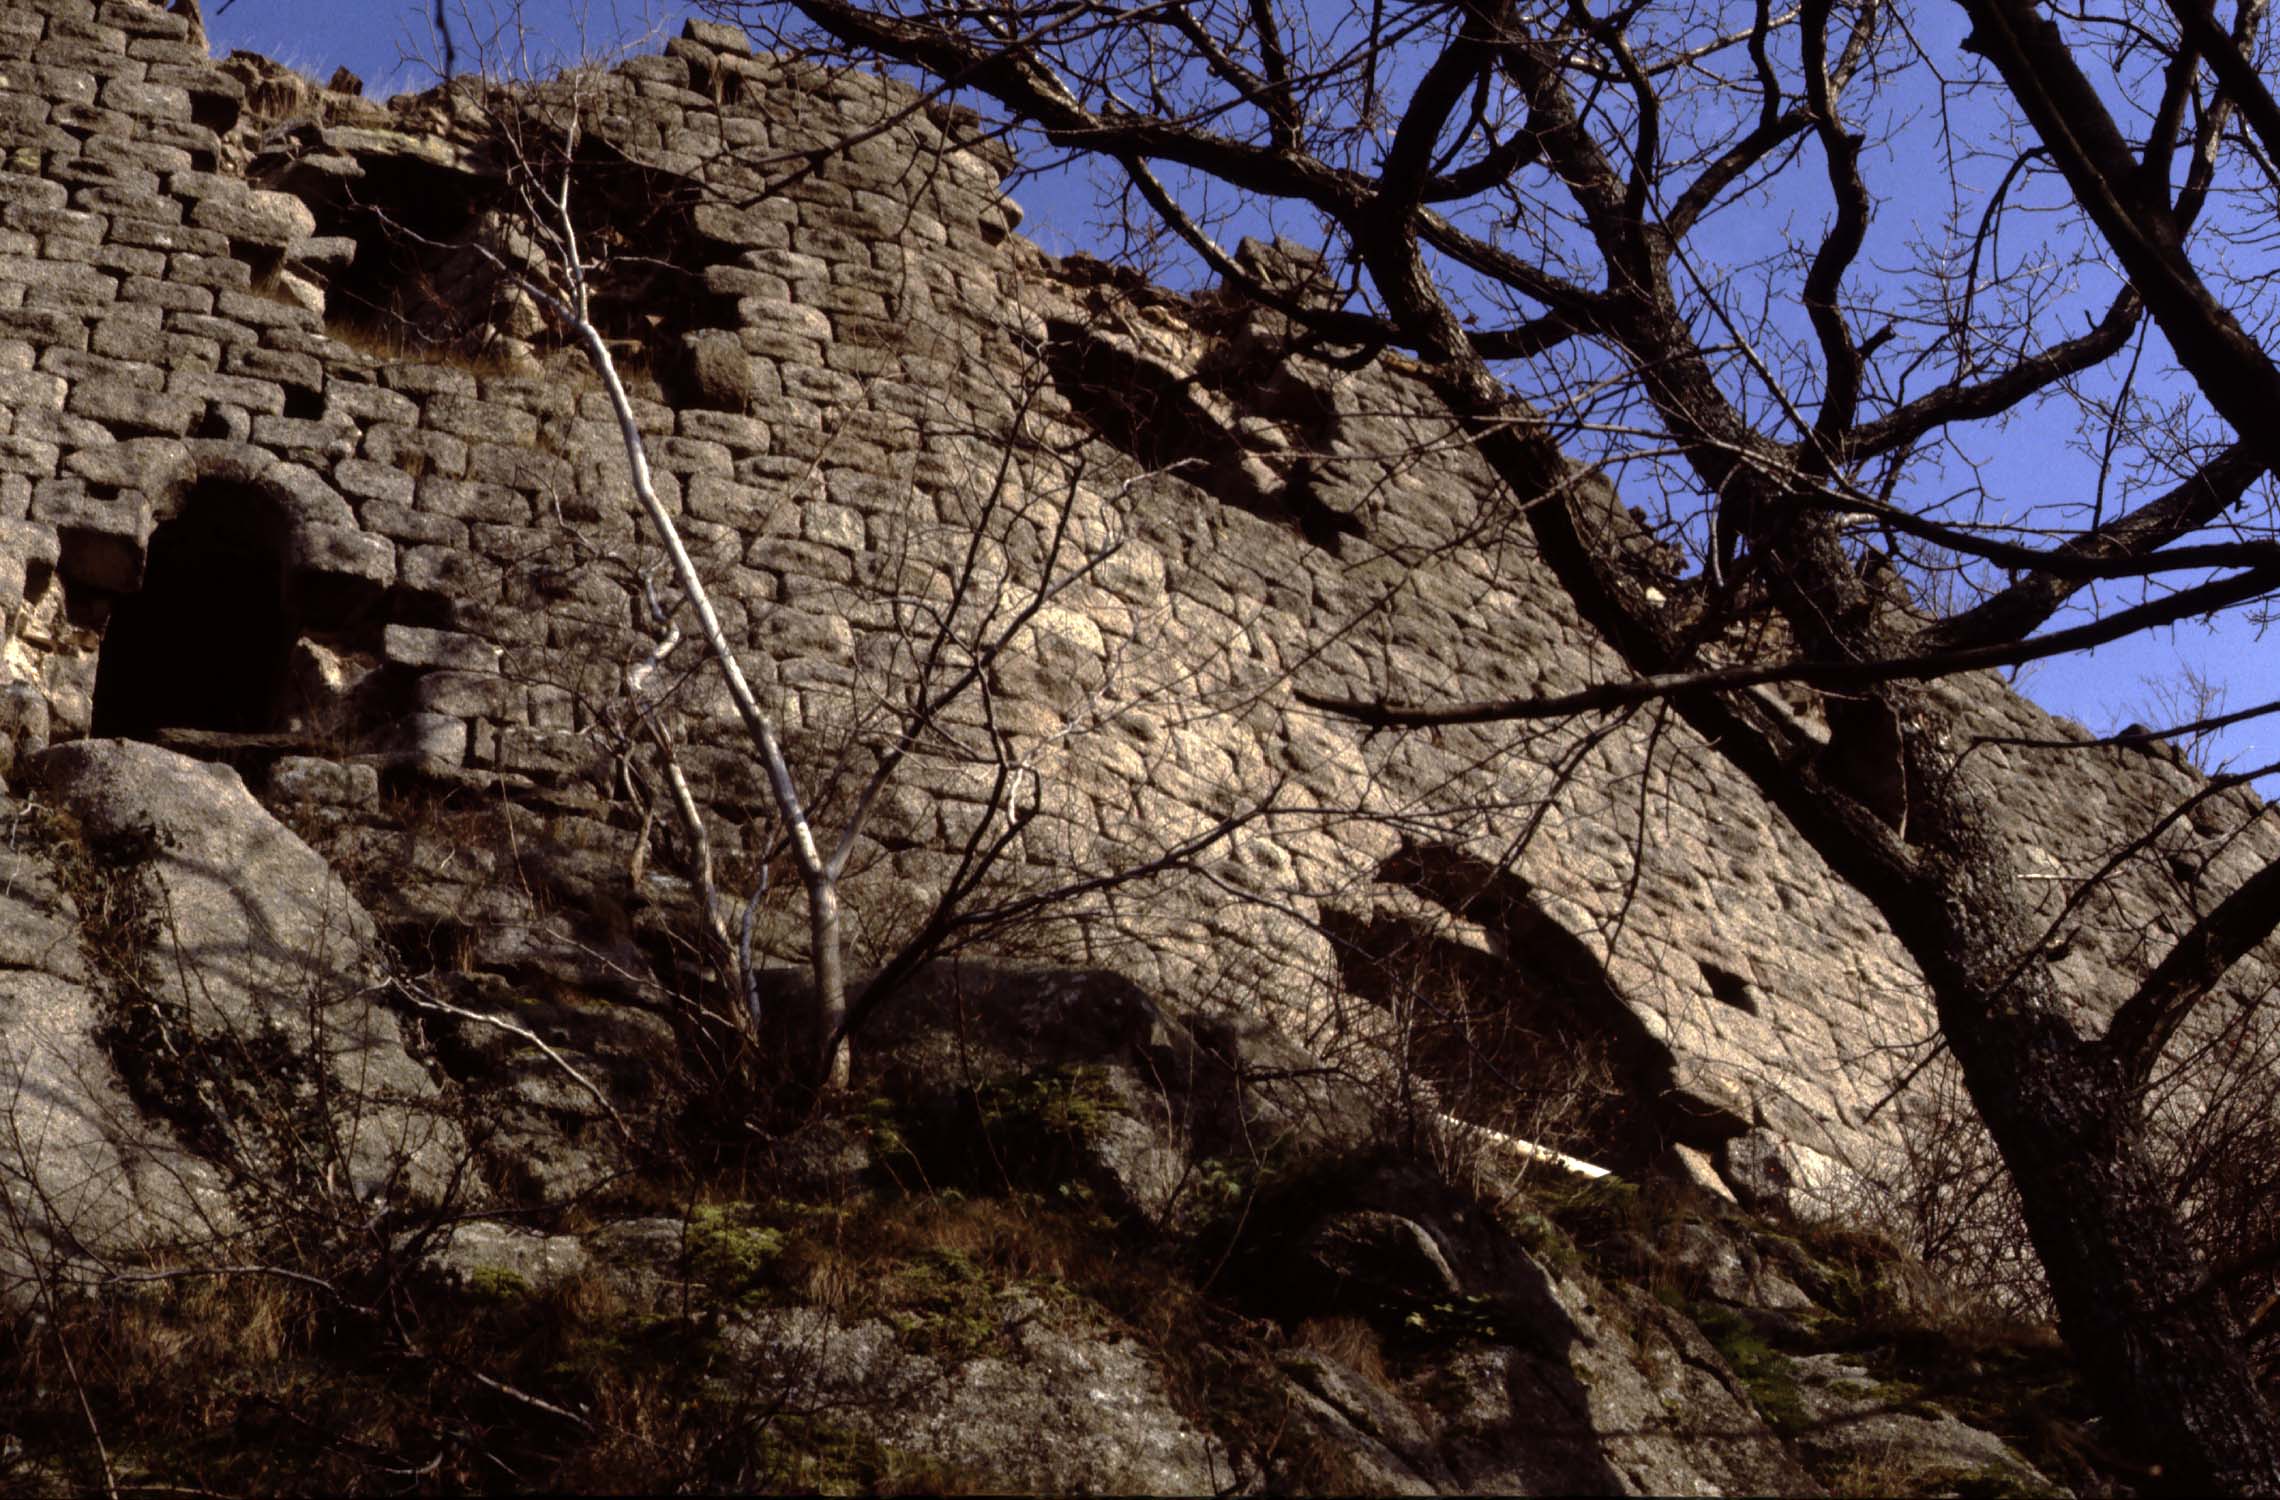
<box><xmin>321</xmin><ymin>57</ymin><xmax>1275</xmax><ymax>1091</ymax></box>
<box><xmin>738</xmin><ymin>0</ymin><xmax>2280</xmax><ymax>1484</ymax></box>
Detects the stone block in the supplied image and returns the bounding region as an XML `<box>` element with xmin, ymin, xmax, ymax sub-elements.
<box><xmin>0</xmin><ymin>515</ymin><xmax>60</xmax><ymax>607</ymax></box>
<box><xmin>33</xmin><ymin>479</ymin><xmax>149</xmax><ymax>592</ymax></box>
<box><xmin>324</xmin><ymin>382</ymin><xmax>420</xmax><ymax>426</ymax></box>
<box><xmin>191</xmin><ymin>187</ymin><xmax>315</xmax><ymax>248</ymax></box>
<box><xmin>262</xmin><ymin>463</ymin><xmax>359</xmax><ymax>529</ymax></box>
<box><xmin>678</xmin><ymin>406</ymin><xmax>770</xmax><ymax>451</ymax></box>
<box><xmin>414</xmin><ymin>669</ymin><xmax>526</xmax><ymax>720</ymax></box>
<box><xmin>0</xmin><ymin>253</ymin><xmax>116</xmax><ymax>306</ymax></box>
<box><xmin>333</xmin><ymin>457</ymin><xmax>416</xmax><ymax>505</ymax></box>
<box><xmin>61</xmin><ymin>433</ymin><xmax>182</xmax><ymax>491</ymax></box>
<box><xmin>382</xmin><ymin>362</ymin><xmax>478</xmax><ymax>399</ymax></box>
<box><xmin>388</xmin><ymin>712</ymin><xmax>468</xmax><ymax>767</ymax></box>
<box><xmin>0</xmin><ymin>306</ymin><xmax>86</xmax><ymax>346</ymax></box>
<box><xmin>214</xmin><ymin>288</ymin><xmax>318</xmax><ymax>331</ymax></box>
<box><xmin>0</xmin><ymin>435</ymin><xmax>61</xmax><ymax>480</ymax></box>
<box><xmin>418</xmin><ymin>476</ymin><xmax>530</xmax><ymax>525</ymax></box>
<box><xmin>400</xmin><ymin>543</ymin><xmax>501</xmax><ymax>599</ymax></box>
<box><xmin>67</xmin><ymin>378</ymin><xmax>198</xmax><ymax>435</ymax></box>
<box><xmin>356</xmin><ymin>500</ymin><xmax>464</xmax><ymax>548</ymax></box>
<box><xmin>681</xmin><ymin>18</ymin><xmax>753</xmax><ymax>53</ymax></box>
<box><xmin>168</xmin><ymin>368</ymin><xmax>283</xmax><ymax>414</ymax></box>
<box><xmin>107</xmin><ymin>215</ymin><xmax>225</xmax><ymax>254</ymax></box>
<box><xmin>383</xmin><ymin>623</ymin><xmax>500</xmax><ymax>673</ymax></box>
<box><xmin>168</xmin><ymin>256</ymin><xmax>254</xmax><ymax>296</ymax></box>
<box><xmin>464</xmin><ymin>442</ymin><xmax>572</xmax><ymax>494</ymax></box>
<box><xmin>121</xmin><ymin>274</ymin><xmax>214</xmax><ymax>314</ymax></box>
<box><xmin>679</xmin><ymin>330</ymin><xmax>752</xmax><ymax>413</ymax></box>
<box><xmin>422</xmin><ymin>392</ymin><xmax>539</xmax><ymax>446</ymax></box>
<box><xmin>649</xmin><ymin>434</ymin><xmax>732</xmax><ymax>475</ymax></box>
<box><xmin>0</xmin><ymin>172</ymin><xmax>65</xmax><ymax>213</ymax></box>
<box><xmin>266</xmin><ymin>756</ymin><xmax>380</xmax><ymax>809</ymax></box>
<box><xmin>363</xmin><ymin>422</ymin><xmax>467</xmax><ymax>478</ymax></box>
<box><xmin>288</xmin><ymin>523</ymin><xmax>395</xmax><ymax>590</ymax></box>
<box><xmin>692</xmin><ymin>202</ymin><xmax>790</xmax><ymax>249</ymax></box>
<box><xmin>223</xmin><ymin>348</ymin><xmax>326</xmax><ymax>393</ymax></box>
<box><xmin>95</xmin><ymin>75</ymin><xmax>189</xmax><ymax>122</ymax></box>
<box><xmin>249</xmin><ymin>413</ymin><xmax>357</xmax><ymax>463</ymax></box>
<box><xmin>498</xmin><ymin>725</ymin><xmax>604</xmax><ymax>778</ymax></box>
<box><xmin>0</xmin><ymin>368</ymin><xmax>64</xmax><ymax>414</ymax></box>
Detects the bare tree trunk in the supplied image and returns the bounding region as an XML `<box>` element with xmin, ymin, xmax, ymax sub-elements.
<box><xmin>807</xmin><ymin>878</ymin><xmax>848</xmax><ymax>1089</ymax></box>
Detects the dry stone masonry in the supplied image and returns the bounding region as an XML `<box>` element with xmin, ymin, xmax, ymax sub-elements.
<box><xmin>2</xmin><ymin>0</ymin><xmax>2276</xmax><ymax>1218</ymax></box>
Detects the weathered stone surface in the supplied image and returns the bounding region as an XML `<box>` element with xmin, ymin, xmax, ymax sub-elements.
<box><xmin>188</xmin><ymin>186</ymin><xmax>313</xmax><ymax>247</ymax></box>
<box><xmin>724</xmin><ymin>1300</ymin><xmax>1228</xmax><ymax>1493</ymax></box>
<box><xmin>0</xmin><ymin>960</ymin><xmax>237</xmax><ymax>1304</ymax></box>
<box><xmin>29</xmin><ymin>740</ymin><xmax>464</xmax><ymax>1203</ymax></box>
<box><xmin>1786</xmin><ymin>1352</ymin><xmax>2055</xmax><ymax>1496</ymax></box>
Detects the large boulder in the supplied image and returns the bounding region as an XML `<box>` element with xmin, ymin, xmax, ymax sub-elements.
<box><xmin>30</xmin><ymin>740</ymin><xmax>465</xmax><ymax>1208</ymax></box>
<box><xmin>0</xmin><ymin>831</ymin><xmax>234</xmax><ymax>1305</ymax></box>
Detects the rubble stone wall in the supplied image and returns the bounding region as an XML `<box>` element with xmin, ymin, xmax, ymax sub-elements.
<box><xmin>3</xmin><ymin>0</ymin><xmax>2273</xmax><ymax>1206</ymax></box>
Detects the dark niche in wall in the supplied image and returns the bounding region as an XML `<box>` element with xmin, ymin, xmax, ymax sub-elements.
<box><xmin>91</xmin><ymin>482</ymin><xmax>294</xmax><ymax>743</ymax></box>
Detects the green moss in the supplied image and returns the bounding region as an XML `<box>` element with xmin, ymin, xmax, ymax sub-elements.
<box><xmin>465</xmin><ymin>1264</ymin><xmax>533</xmax><ymax>1303</ymax></box>
<box><xmin>887</xmin><ymin>1248</ymin><xmax>1018</xmax><ymax>1362</ymax></box>
<box><xmin>685</xmin><ymin>1203</ymin><xmax>787</xmax><ymax>1306</ymax></box>
<box><xmin>975</xmin><ymin>1064</ymin><xmax>1122</xmax><ymax>1148</ymax></box>
<box><xmin>1394</xmin><ymin>1292</ymin><xmax>1517</xmax><ymax>1345</ymax></box>
<box><xmin>1692</xmin><ymin>1303</ymin><xmax>1809</xmax><ymax>1435</ymax></box>
<box><xmin>1864</xmin><ymin>1377</ymin><xmax>1948</xmax><ymax>1420</ymax></box>
<box><xmin>1498</xmin><ymin>1202</ymin><xmax>1586</xmax><ymax>1277</ymax></box>
<box><xmin>861</xmin><ymin>1095</ymin><xmax>915</xmax><ymax>1165</ymax></box>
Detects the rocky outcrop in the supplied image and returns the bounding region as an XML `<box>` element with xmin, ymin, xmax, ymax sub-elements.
<box><xmin>0</xmin><ymin>739</ymin><xmax>461</xmax><ymax>1304</ymax></box>
<box><xmin>395</xmin><ymin>964</ymin><xmax>2067</xmax><ymax>1496</ymax></box>
<box><xmin>32</xmin><ymin>740</ymin><xmax>462</xmax><ymax>1192</ymax></box>
<box><xmin>0</xmin><ymin>805</ymin><xmax>232</xmax><ymax>1302</ymax></box>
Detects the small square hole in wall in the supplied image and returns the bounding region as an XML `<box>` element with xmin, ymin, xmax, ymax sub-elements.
<box><xmin>1699</xmin><ymin>962</ymin><xmax>1761</xmax><ymax>1016</ymax></box>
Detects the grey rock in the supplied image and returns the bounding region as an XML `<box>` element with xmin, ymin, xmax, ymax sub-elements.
<box><xmin>30</xmin><ymin>740</ymin><xmax>465</xmax><ymax>1204</ymax></box>
<box><xmin>188</xmin><ymin>188</ymin><xmax>314</xmax><ymax>248</ymax></box>
<box><xmin>265</xmin><ymin>756</ymin><xmax>379</xmax><ymax>809</ymax></box>
<box><xmin>679</xmin><ymin>330</ymin><xmax>753</xmax><ymax>412</ymax></box>
<box><xmin>66</xmin><ymin>379</ymin><xmax>199</xmax><ymax>436</ymax></box>
<box><xmin>1787</xmin><ymin>1352</ymin><xmax>2058</xmax><ymax>1497</ymax></box>
<box><xmin>426</xmin><ymin>1219</ymin><xmax>592</xmax><ymax>1292</ymax></box>
<box><xmin>1277</xmin><ymin>1352</ymin><xmax>1452</xmax><ymax>1494</ymax></box>
<box><xmin>727</xmin><ymin>1297</ymin><xmax>1228</xmax><ymax>1493</ymax></box>
<box><xmin>1721</xmin><ymin>1129</ymin><xmax>1804</xmax><ymax>1214</ymax></box>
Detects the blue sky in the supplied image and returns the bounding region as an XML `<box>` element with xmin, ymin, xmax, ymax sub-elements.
<box><xmin>206</xmin><ymin>1</ymin><xmax>692</xmax><ymax>93</ymax></box>
<box><xmin>202</xmin><ymin>1</ymin><xmax>2274</xmax><ymax>782</ymax></box>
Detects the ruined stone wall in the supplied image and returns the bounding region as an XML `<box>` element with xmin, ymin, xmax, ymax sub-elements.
<box><xmin>3</xmin><ymin>0</ymin><xmax>2274</xmax><ymax>1211</ymax></box>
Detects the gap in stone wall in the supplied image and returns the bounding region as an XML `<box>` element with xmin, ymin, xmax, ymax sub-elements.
<box><xmin>1040</xmin><ymin>317</ymin><xmax>1366</xmax><ymax>551</ymax></box>
<box><xmin>1330</xmin><ymin>840</ymin><xmax>1752</xmax><ymax>1176</ymax></box>
<box><xmin>259</xmin><ymin>124</ymin><xmax>717</xmax><ymax>377</ymax></box>
<box><xmin>90</xmin><ymin>481</ymin><xmax>295</xmax><ymax>744</ymax></box>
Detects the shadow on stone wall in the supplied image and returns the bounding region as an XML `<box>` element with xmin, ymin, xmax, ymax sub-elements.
<box><xmin>1326</xmin><ymin>840</ymin><xmax>1745</xmax><ymax>1177</ymax></box>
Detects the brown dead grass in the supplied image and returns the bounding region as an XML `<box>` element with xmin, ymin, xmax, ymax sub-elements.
<box><xmin>1293</xmin><ymin>1313</ymin><xmax>1395</xmax><ymax>1391</ymax></box>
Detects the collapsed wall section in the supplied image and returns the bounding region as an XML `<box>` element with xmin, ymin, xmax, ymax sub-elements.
<box><xmin>3</xmin><ymin>0</ymin><xmax>2272</xmax><ymax>1216</ymax></box>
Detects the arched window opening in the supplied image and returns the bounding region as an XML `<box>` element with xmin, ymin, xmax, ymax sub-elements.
<box><xmin>92</xmin><ymin>481</ymin><xmax>294</xmax><ymax>743</ymax></box>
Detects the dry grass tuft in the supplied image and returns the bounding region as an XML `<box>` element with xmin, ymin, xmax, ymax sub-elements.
<box><xmin>1294</xmin><ymin>1314</ymin><xmax>1395</xmax><ymax>1389</ymax></box>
